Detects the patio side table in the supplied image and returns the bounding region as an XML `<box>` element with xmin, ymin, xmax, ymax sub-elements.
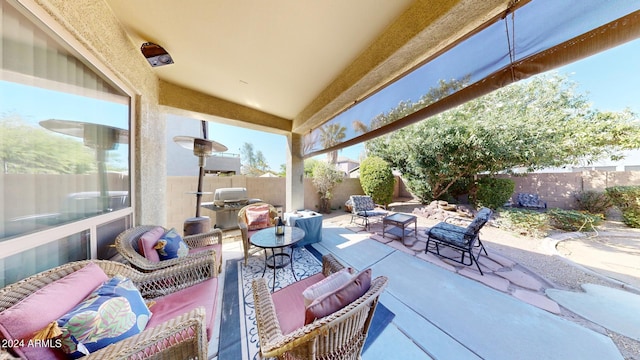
<box><xmin>383</xmin><ymin>213</ymin><xmax>417</xmax><ymax>245</ymax></box>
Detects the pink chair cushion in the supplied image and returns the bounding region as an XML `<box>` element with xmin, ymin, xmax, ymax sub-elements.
<box><xmin>146</xmin><ymin>278</ymin><xmax>218</xmax><ymax>340</ymax></box>
<box><xmin>138</xmin><ymin>226</ymin><xmax>164</xmax><ymax>262</ymax></box>
<box><xmin>304</xmin><ymin>269</ymin><xmax>372</xmax><ymax>325</ymax></box>
<box><xmin>271</xmin><ymin>273</ymin><xmax>325</xmax><ymax>334</ymax></box>
<box><xmin>0</xmin><ymin>262</ymin><xmax>108</xmax><ymax>359</ymax></box>
<box><xmin>246</xmin><ymin>204</ymin><xmax>271</xmax><ymax>230</ymax></box>
<box><xmin>302</xmin><ymin>268</ymin><xmax>353</xmax><ymax>307</ymax></box>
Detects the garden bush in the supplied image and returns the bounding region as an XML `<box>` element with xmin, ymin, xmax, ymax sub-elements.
<box><xmin>573</xmin><ymin>190</ymin><xmax>612</xmax><ymax>215</ymax></box>
<box><xmin>474</xmin><ymin>177</ymin><xmax>515</xmax><ymax>210</ymax></box>
<box><xmin>547</xmin><ymin>208</ymin><xmax>602</xmax><ymax>232</ymax></box>
<box><xmin>359</xmin><ymin>156</ymin><xmax>395</xmax><ymax>207</ymax></box>
<box><xmin>496</xmin><ymin>208</ymin><xmax>549</xmax><ymax>238</ymax></box>
<box><xmin>605</xmin><ymin>186</ymin><xmax>640</xmax><ymax>228</ymax></box>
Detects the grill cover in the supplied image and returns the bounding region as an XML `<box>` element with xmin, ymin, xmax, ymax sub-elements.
<box><xmin>213</xmin><ymin>187</ymin><xmax>248</xmax><ymax>207</ymax></box>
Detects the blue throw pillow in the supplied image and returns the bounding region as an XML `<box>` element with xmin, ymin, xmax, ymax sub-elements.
<box><xmin>155</xmin><ymin>228</ymin><xmax>189</xmax><ymax>260</ymax></box>
<box><xmin>57</xmin><ymin>275</ymin><xmax>151</xmax><ymax>358</ymax></box>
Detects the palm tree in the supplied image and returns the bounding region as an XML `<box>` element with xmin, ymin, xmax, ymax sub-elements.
<box><xmin>319</xmin><ymin>123</ymin><xmax>346</xmax><ymax>164</ymax></box>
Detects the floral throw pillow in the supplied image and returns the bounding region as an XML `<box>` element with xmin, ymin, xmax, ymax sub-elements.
<box><xmin>154</xmin><ymin>228</ymin><xmax>189</xmax><ymax>261</ymax></box>
<box><xmin>56</xmin><ymin>275</ymin><xmax>151</xmax><ymax>358</ymax></box>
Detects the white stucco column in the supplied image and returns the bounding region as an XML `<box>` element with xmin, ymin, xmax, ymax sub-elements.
<box><xmin>286</xmin><ymin>133</ymin><xmax>305</xmax><ymax>212</ymax></box>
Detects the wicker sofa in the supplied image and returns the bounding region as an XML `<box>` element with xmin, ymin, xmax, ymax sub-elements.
<box><xmin>115</xmin><ymin>225</ymin><xmax>223</xmax><ymax>274</ymax></box>
<box><xmin>0</xmin><ymin>256</ymin><xmax>219</xmax><ymax>359</ymax></box>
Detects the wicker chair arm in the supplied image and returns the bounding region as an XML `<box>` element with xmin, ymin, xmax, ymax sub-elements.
<box><xmin>322</xmin><ymin>254</ymin><xmax>346</xmax><ymax>277</ymax></box>
<box><xmin>238</xmin><ymin>221</ymin><xmax>249</xmax><ymax>242</ymax></box>
<box><xmin>123</xmin><ymin>255</ymin><xmax>217</xmax><ymax>299</ymax></box>
<box><xmin>183</xmin><ymin>228</ymin><xmax>223</xmax><ymax>248</ymax></box>
<box><xmin>87</xmin><ymin>306</ymin><xmax>208</xmax><ymax>359</ymax></box>
<box><xmin>252</xmin><ymin>278</ymin><xmax>284</xmax><ymax>346</ymax></box>
<box><xmin>256</xmin><ymin>276</ymin><xmax>388</xmax><ymax>358</ymax></box>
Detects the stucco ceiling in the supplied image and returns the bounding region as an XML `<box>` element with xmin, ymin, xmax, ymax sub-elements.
<box><xmin>104</xmin><ymin>0</ymin><xmax>515</xmax><ymax>135</ymax></box>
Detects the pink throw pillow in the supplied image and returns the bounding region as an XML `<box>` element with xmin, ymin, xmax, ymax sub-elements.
<box><xmin>138</xmin><ymin>226</ymin><xmax>164</xmax><ymax>262</ymax></box>
<box><xmin>246</xmin><ymin>205</ymin><xmax>271</xmax><ymax>230</ymax></box>
<box><xmin>304</xmin><ymin>269</ymin><xmax>372</xmax><ymax>325</ymax></box>
<box><xmin>0</xmin><ymin>262</ymin><xmax>108</xmax><ymax>358</ymax></box>
<box><xmin>302</xmin><ymin>268</ymin><xmax>353</xmax><ymax>307</ymax></box>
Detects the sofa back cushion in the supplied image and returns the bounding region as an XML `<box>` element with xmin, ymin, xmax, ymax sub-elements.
<box><xmin>304</xmin><ymin>269</ymin><xmax>371</xmax><ymax>325</ymax></box>
<box><xmin>0</xmin><ymin>262</ymin><xmax>108</xmax><ymax>359</ymax></box>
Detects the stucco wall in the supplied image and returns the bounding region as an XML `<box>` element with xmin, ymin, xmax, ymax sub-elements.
<box><xmin>495</xmin><ymin>170</ymin><xmax>640</xmax><ymax>209</ymax></box>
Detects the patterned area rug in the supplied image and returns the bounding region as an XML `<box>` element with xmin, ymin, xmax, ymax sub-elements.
<box><xmin>219</xmin><ymin>247</ymin><xmax>322</xmax><ymax>360</ymax></box>
<box><xmin>218</xmin><ymin>246</ymin><xmax>394</xmax><ymax>360</ymax></box>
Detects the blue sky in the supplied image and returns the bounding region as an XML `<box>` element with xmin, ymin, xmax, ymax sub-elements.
<box><xmin>209</xmin><ymin>37</ymin><xmax>640</xmax><ymax>170</ymax></box>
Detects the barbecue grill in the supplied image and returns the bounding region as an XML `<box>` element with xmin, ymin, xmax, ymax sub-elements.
<box><xmin>201</xmin><ymin>187</ymin><xmax>261</xmax><ymax>229</ymax></box>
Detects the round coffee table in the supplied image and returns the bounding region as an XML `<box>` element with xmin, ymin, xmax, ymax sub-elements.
<box><xmin>250</xmin><ymin>226</ymin><xmax>305</xmax><ymax>292</ymax></box>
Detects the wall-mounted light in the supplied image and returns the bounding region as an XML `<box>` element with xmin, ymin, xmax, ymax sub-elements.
<box><xmin>140</xmin><ymin>42</ymin><xmax>174</xmax><ymax>67</ymax></box>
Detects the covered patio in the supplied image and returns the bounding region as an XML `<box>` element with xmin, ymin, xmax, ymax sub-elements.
<box><xmin>1</xmin><ymin>0</ymin><xmax>640</xmax><ymax>359</ymax></box>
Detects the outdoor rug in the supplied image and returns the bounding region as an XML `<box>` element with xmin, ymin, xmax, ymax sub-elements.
<box><xmin>218</xmin><ymin>245</ymin><xmax>394</xmax><ymax>360</ymax></box>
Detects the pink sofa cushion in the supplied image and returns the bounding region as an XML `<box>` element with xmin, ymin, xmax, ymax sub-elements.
<box><xmin>305</xmin><ymin>269</ymin><xmax>372</xmax><ymax>325</ymax></box>
<box><xmin>302</xmin><ymin>268</ymin><xmax>353</xmax><ymax>307</ymax></box>
<box><xmin>246</xmin><ymin>204</ymin><xmax>271</xmax><ymax>230</ymax></box>
<box><xmin>138</xmin><ymin>226</ymin><xmax>164</xmax><ymax>262</ymax></box>
<box><xmin>0</xmin><ymin>262</ymin><xmax>108</xmax><ymax>359</ymax></box>
<box><xmin>146</xmin><ymin>278</ymin><xmax>218</xmax><ymax>340</ymax></box>
<box><xmin>270</xmin><ymin>273</ymin><xmax>325</xmax><ymax>334</ymax></box>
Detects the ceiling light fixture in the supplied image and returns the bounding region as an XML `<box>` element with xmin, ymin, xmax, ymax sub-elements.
<box><xmin>140</xmin><ymin>42</ymin><xmax>174</xmax><ymax>67</ymax></box>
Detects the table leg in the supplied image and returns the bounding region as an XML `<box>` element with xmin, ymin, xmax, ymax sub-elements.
<box><xmin>289</xmin><ymin>246</ymin><xmax>298</xmax><ymax>282</ymax></box>
<box><xmin>261</xmin><ymin>249</ymin><xmax>268</xmax><ymax>278</ymax></box>
<box><xmin>272</xmin><ymin>248</ymin><xmax>277</xmax><ymax>292</ymax></box>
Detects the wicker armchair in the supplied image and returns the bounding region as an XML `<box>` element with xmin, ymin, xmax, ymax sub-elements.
<box><xmin>237</xmin><ymin>203</ymin><xmax>278</xmax><ymax>265</ymax></box>
<box><xmin>252</xmin><ymin>255</ymin><xmax>389</xmax><ymax>359</ymax></box>
<box><xmin>115</xmin><ymin>225</ymin><xmax>223</xmax><ymax>274</ymax></box>
<box><xmin>0</xmin><ymin>257</ymin><xmax>215</xmax><ymax>359</ymax></box>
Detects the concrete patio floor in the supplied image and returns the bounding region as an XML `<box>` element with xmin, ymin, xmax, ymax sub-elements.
<box><xmin>210</xmin><ymin>208</ymin><xmax>638</xmax><ymax>359</ymax></box>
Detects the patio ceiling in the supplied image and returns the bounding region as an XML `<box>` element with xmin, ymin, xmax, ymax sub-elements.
<box><xmin>104</xmin><ymin>0</ymin><xmax>517</xmax><ymax>137</ymax></box>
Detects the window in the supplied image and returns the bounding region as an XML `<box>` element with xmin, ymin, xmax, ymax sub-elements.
<box><xmin>0</xmin><ymin>0</ymin><xmax>132</xmax><ymax>282</ymax></box>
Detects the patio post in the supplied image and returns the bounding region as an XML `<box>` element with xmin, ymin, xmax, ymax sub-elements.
<box><xmin>286</xmin><ymin>133</ymin><xmax>304</xmax><ymax>212</ymax></box>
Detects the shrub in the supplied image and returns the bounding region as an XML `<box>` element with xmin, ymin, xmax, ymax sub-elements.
<box><xmin>496</xmin><ymin>208</ymin><xmax>549</xmax><ymax>238</ymax></box>
<box><xmin>473</xmin><ymin>177</ymin><xmax>515</xmax><ymax>210</ymax></box>
<box><xmin>606</xmin><ymin>186</ymin><xmax>640</xmax><ymax>228</ymax></box>
<box><xmin>547</xmin><ymin>208</ymin><xmax>602</xmax><ymax>232</ymax></box>
<box><xmin>311</xmin><ymin>162</ymin><xmax>343</xmax><ymax>213</ymax></box>
<box><xmin>359</xmin><ymin>156</ymin><xmax>395</xmax><ymax>207</ymax></box>
<box><xmin>573</xmin><ymin>190</ymin><xmax>612</xmax><ymax>215</ymax></box>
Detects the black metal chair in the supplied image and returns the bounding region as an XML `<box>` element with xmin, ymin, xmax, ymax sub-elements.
<box><xmin>349</xmin><ymin>195</ymin><xmax>389</xmax><ymax>230</ymax></box>
<box><xmin>425</xmin><ymin>207</ymin><xmax>492</xmax><ymax>275</ymax></box>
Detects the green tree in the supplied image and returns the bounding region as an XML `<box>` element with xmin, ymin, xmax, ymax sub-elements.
<box><xmin>359</xmin><ymin>156</ymin><xmax>395</xmax><ymax>207</ymax></box>
<box><xmin>0</xmin><ymin>116</ymin><xmax>96</xmax><ymax>174</ymax></box>
<box><xmin>367</xmin><ymin>73</ymin><xmax>640</xmax><ymax>202</ymax></box>
<box><xmin>311</xmin><ymin>161</ymin><xmax>343</xmax><ymax>213</ymax></box>
<box><xmin>240</xmin><ymin>142</ymin><xmax>270</xmax><ymax>176</ymax></box>
<box><xmin>319</xmin><ymin>123</ymin><xmax>346</xmax><ymax>164</ymax></box>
